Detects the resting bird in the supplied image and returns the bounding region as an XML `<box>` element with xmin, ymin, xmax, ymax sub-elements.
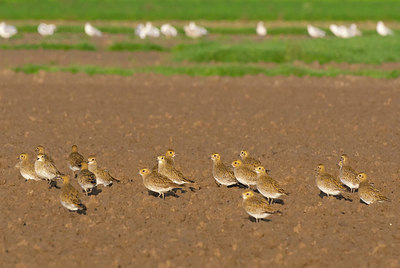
<box><xmin>307</xmin><ymin>25</ymin><xmax>325</xmax><ymax>38</ymax></box>
<box><xmin>377</xmin><ymin>21</ymin><xmax>393</xmax><ymax>36</ymax></box>
<box><xmin>38</xmin><ymin>23</ymin><xmax>56</xmax><ymax>36</ymax></box>
<box><xmin>0</xmin><ymin>22</ymin><xmax>17</xmax><ymax>39</ymax></box>
<box><xmin>85</xmin><ymin>22</ymin><xmax>102</xmax><ymax>37</ymax></box>
<box><xmin>256</xmin><ymin>21</ymin><xmax>267</xmax><ymax>36</ymax></box>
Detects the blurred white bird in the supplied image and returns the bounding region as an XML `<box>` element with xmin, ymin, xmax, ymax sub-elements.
<box><xmin>161</xmin><ymin>24</ymin><xmax>177</xmax><ymax>38</ymax></box>
<box><xmin>135</xmin><ymin>22</ymin><xmax>160</xmax><ymax>39</ymax></box>
<box><xmin>144</xmin><ymin>22</ymin><xmax>160</xmax><ymax>38</ymax></box>
<box><xmin>135</xmin><ymin>23</ymin><xmax>145</xmax><ymax>38</ymax></box>
<box><xmin>184</xmin><ymin>22</ymin><xmax>207</xmax><ymax>38</ymax></box>
<box><xmin>84</xmin><ymin>22</ymin><xmax>102</xmax><ymax>37</ymax></box>
<box><xmin>38</xmin><ymin>23</ymin><xmax>56</xmax><ymax>36</ymax></box>
<box><xmin>256</xmin><ymin>21</ymin><xmax>267</xmax><ymax>36</ymax></box>
<box><xmin>377</xmin><ymin>21</ymin><xmax>393</xmax><ymax>36</ymax></box>
<box><xmin>330</xmin><ymin>24</ymin><xmax>351</xmax><ymax>38</ymax></box>
<box><xmin>0</xmin><ymin>22</ymin><xmax>17</xmax><ymax>39</ymax></box>
<box><xmin>307</xmin><ymin>25</ymin><xmax>325</xmax><ymax>38</ymax></box>
<box><xmin>348</xmin><ymin>24</ymin><xmax>362</xmax><ymax>37</ymax></box>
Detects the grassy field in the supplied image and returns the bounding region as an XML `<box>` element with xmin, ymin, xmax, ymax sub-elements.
<box><xmin>3</xmin><ymin>34</ymin><xmax>397</xmax><ymax>65</ymax></box>
<box><xmin>13</xmin><ymin>64</ymin><xmax>400</xmax><ymax>79</ymax></box>
<box><xmin>172</xmin><ymin>36</ymin><xmax>400</xmax><ymax>64</ymax></box>
<box><xmin>0</xmin><ymin>0</ymin><xmax>399</xmax><ymax>21</ymax></box>
<box><xmin>0</xmin><ymin>43</ymin><xmax>96</xmax><ymax>51</ymax></box>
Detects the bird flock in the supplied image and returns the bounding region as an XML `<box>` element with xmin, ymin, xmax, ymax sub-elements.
<box><xmin>15</xmin><ymin>146</ymin><xmax>390</xmax><ymax>221</ymax></box>
<box><xmin>0</xmin><ymin>21</ymin><xmax>394</xmax><ymax>39</ymax></box>
<box><xmin>15</xmin><ymin>145</ymin><xmax>118</xmax><ymax>214</ymax></box>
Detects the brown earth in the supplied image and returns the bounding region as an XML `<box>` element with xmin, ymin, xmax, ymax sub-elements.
<box><xmin>0</xmin><ymin>71</ymin><xmax>399</xmax><ymax>267</ymax></box>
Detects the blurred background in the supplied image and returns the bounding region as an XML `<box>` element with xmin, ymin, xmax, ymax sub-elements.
<box><xmin>1</xmin><ymin>0</ymin><xmax>400</xmax><ymax>78</ymax></box>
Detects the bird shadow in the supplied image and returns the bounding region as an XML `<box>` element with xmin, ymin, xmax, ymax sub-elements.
<box><xmin>89</xmin><ymin>187</ymin><xmax>102</xmax><ymax>196</ymax></box>
<box><xmin>227</xmin><ymin>184</ymin><xmax>242</xmax><ymax>189</ymax></box>
<box><xmin>173</xmin><ymin>188</ymin><xmax>187</xmax><ymax>194</ymax></box>
<box><xmin>148</xmin><ymin>191</ymin><xmax>180</xmax><ymax>199</ymax></box>
<box><xmin>48</xmin><ymin>181</ymin><xmax>60</xmax><ymax>189</ymax></box>
<box><xmin>247</xmin><ymin>216</ymin><xmax>271</xmax><ymax>223</ymax></box>
<box><xmin>236</xmin><ymin>183</ymin><xmax>249</xmax><ymax>189</ymax></box>
<box><xmin>77</xmin><ymin>207</ymin><xmax>87</xmax><ymax>215</ymax></box>
<box><xmin>272</xmin><ymin>199</ymin><xmax>285</xmax><ymax>205</ymax></box>
<box><xmin>319</xmin><ymin>191</ymin><xmax>352</xmax><ymax>202</ymax></box>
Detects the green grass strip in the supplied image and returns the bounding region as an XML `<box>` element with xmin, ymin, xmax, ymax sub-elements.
<box><xmin>173</xmin><ymin>35</ymin><xmax>400</xmax><ymax>64</ymax></box>
<box><xmin>1</xmin><ymin>0</ymin><xmax>400</xmax><ymax>21</ymax></box>
<box><xmin>12</xmin><ymin>64</ymin><xmax>400</xmax><ymax>79</ymax></box>
<box><xmin>0</xmin><ymin>43</ymin><xmax>96</xmax><ymax>51</ymax></box>
<box><xmin>108</xmin><ymin>42</ymin><xmax>165</xmax><ymax>52</ymax></box>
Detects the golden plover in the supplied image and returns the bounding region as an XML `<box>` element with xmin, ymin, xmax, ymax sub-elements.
<box><xmin>36</xmin><ymin>145</ymin><xmax>56</xmax><ymax>165</ymax></box>
<box><xmin>77</xmin><ymin>161</ymin><xmax>97</xmax><ymax>195</ymax></box>
<box><xmin>338</xmin><ymin>154</ymin><xmax>359</xmax><ymax>192</ymax></box>
<box><xmin>35</xmin><ymin>153</ymin><xmax>62</xmax><ymax>185</ymax></box>
<box><xmin>157</xmin><ymin>155</ymin><xmax>194</xmax><ymax>185</ymax></box>
<box><xmin>240</xmin><ymin>150</ymin><xmax>262</xmax><ymax>167</ymax></box>
<box><xmin>16</xmin><ymin>153</ymin><xmax>41</xmax><ymax>181</ymax></box>
<box><xmin>242</xmin><ymin>190</ymin><xmax>281</xmax><ymax>222</ymax></box>
<box><xmin>68</xmin><ymin>145</ymin><xmax>84</xmax><ymax>177</ymax></box>
<box><xmin>357</xmin><ymin>172</ymin><xmax>390</xmax><ymax>204</ymax></box>
<box><xmin>210</xmin><ymin>153</ymin><xmax>237</xmax><ymax>186</ymax></box>
<box><xmin>232</xmin><ymin>160</ymin><xmax>257</xmax><ymax>187</ymax></box>
<box><xmin>255</xmin><ymin>166</ymin><xmax>287</xmax><ymax>203</ymax></box>
<box><xmin>316</xmin><ymin>164</ymin><xmax>346</xmax><ymax>197</ymax></box>
<box><xmin>59</xmin><ymin>175</ymin><xmax>85</xmax><ymax>212</ymax></box>
<box><xmin>87</xmin><ymin>155</ymin><xmax>119</xmax><ymax>186</ymax></box>
<box><xmin>139</xmin><ymin>168</ymin><xmax>182</xmax><ymax>199</ymax></box>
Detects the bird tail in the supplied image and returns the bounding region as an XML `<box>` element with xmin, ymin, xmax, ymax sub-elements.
<box><xmin>273</xmin><ymin>210</ymin><xmax>283</xmax><ymax>216</ymax></box>
<box><xmin>111</xmin><ymin>176</ymin><xmax>120</xmax><ymax>183</ymax></box>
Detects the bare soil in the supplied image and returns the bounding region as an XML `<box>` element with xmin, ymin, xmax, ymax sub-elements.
<box><xmin>0</xmin><ymin>71</ymin><xmax>399</xmax><ymax>267</ymax></box>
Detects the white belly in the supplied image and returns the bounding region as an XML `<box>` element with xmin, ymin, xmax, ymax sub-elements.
<box><xmin>317</xmin><ymin>183</ymin><xmax>341</xmax><ymax>196</ymax></box>
<box><xmin>61</xmin><ymin>201</ymin><xmax>79</xmax><ymax>211</ymax></box>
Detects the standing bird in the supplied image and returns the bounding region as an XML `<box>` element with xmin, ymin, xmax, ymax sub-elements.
<box><xmin>0</xmin><ymin>22</ymin><xmax>17</xmax><ymax>39</ymax></box>
<box><xmin>36</xmin><ymin>145</ymin><xmax>56</xmax><ymax>164</ymax></box>
<box><xmin>67</xmin><ymin>145</ymin><xmax>84</xmax><ymax>177</ymax></box>
<box><xmin>348</xmin><ymin>24</ymin><xmax>362</xmax><ymax>37</ymax></box>
<box><xmin>35</xmin><ymin>153</ymin><xmax>62</xmax><ymax>186</ymax></box>
<box><xmin>210</xmin><ymin>153</ymin><xmax>237</xmax><ymax>187</ymax></box>
<box><xmin>157</xmin><ymin>156</ymin><xmax>194</xmax><ymax>185</ymax></box>
<box><xmin>84</xmin><ymin>22</ymin><xmax>102</xmax><ymax>37</ymax></box>
<box><xmin>255</xmin><ymin>166</ymin><xmax>287</xmax><ymax>203</ymax></box>
<box><xmin>161</xmin><ymin>24</ymin><xmax>178</xmax><ymax>38</ymax></box>
<box><xmin>139</xmin><ymin>168</ymin><xmax>182</xmax><ymax>199</ymax></box>
<box><xmin>240</xmin><ymin>150</ymin><xmax>262</xmax><ymax>168</ymax></box>
<box><xmin>377</xmin><ymin>21</ymin><xmax>393</xmax><ymax>36</ymax></box>
<box><xmin>315</xmin><ymin>164</ymin><xmax>346</xmax><ymax>197</ymax></box>
<box><xmin>357</xmin><ymin>173</ymin><xmax>389</xmax><ymax>204</ymax></box>
<box><xmin>307</xmin><ymin>25</ymin><xmax>326</xmax><ymax>38</ymax></box>
<box><xmin>338</xmin><ymin>154</ymin><xmax>359</xmax><ymax>192</ymax></box>
<box><xmin>38</xmin><ymin>23</ymin><xmax>56</xmax><ymax>36</ymax></box>
<box><xmin>232</xmin><ymin>160</ymin><xmax>258</xmax><ymax>187</ymax></box>
<box><xmin>15</xmin><ymin>153</ymin><xmax>41</xmax><ymax>181</ymax></box>
<box><xmin>59</xmin><ymin>175</ymin><xmax>85</xmax><ymax>213</ymax></box>
<box><xmin>242</xmin><ymin>190</ymin><xmax>280</xmax><ymax>222</ymax></box>
<box><xmin>152</xmin><ymin>149</ymin><xmax>176</xmax><ymax>172</ymax></box>
<box><xmin>164</xmin><ymin>149</ymin><xmax>176</xmax><ymax>165</ymax></box>
<box><xmin>87</xmin><ymin>155</ymin><xmax>118</xmax><ymax>186</ymax></box>
<box><xmin>77</xmin><ymin>161</ymin><xmax>97</xmax><ymax>195</ymax></box>
<box><xmin>184</xmin><ymin>22</ymin><xmax>207</xmax><ymax>38</ymax></box>
<box><xmin>256</xmin><ymin>21</ymin><xmax>267</xmax><ymax>36</ymax></box>
<box><xmin>329</xmin><ymin>24</ymin><xmax>351</xmax><ymax>38</ymax></box>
